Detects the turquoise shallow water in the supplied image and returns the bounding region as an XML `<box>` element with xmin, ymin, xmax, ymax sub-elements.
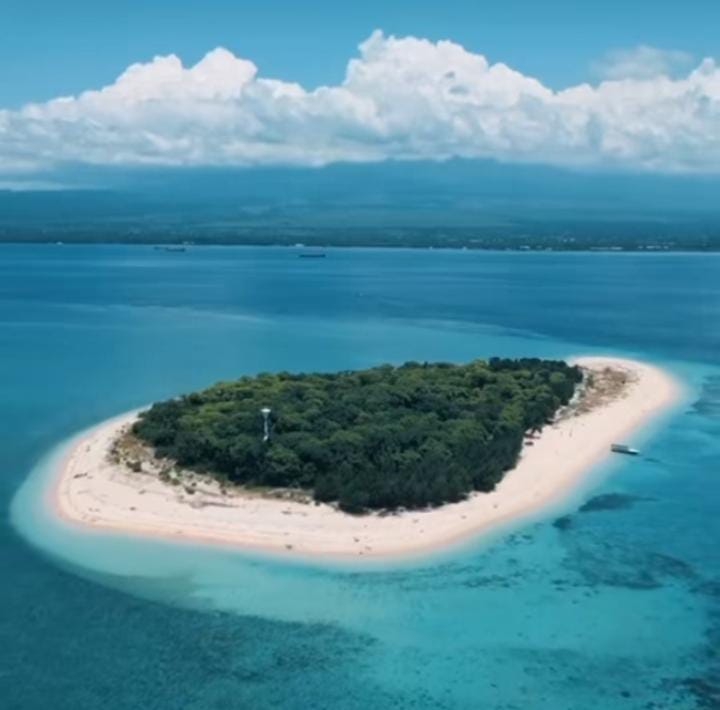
<box><xmin>2</xmin><ymin>245</ymin><xmax>720</xmax><ymax>709</ymax></box>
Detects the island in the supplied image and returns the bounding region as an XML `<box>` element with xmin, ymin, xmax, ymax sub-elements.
<box><xmin>132</xmin><ymin>358</ymin><xmax>582</xmax><ymax>513</ymax></box>
<box><xmin>53</xmin><ymin>356</ymin><xmax>679</xmax><ymax>558</ymax></box>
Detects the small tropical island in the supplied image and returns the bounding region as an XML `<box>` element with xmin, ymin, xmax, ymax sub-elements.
<box><xmin>53</xmin><ymin>356</ymin><xmax>679</xmax><ymax>557</ymax></box>
<box><xmin>131</xmin><ymin>358</ymin><xmax>582</xmax><ymax>513</ymax></box>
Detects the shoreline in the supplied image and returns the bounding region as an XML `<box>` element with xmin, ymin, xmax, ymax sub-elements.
<box><xmin>49</xmin><ymin>357</ymin><xmax>681</xmax><ymax>559</ymax></box>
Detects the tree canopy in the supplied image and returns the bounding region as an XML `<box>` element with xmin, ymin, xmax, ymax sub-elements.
<box><xmin>133</xmin><ymin>358</ymin><xmax>582</xmax><ymax>513</ymax></box>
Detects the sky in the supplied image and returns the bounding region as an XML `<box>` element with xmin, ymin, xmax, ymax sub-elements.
<box><xmin>1</xmin><ymin>0</ymin><xmax>719</xmax><ymax>183</ymax></box>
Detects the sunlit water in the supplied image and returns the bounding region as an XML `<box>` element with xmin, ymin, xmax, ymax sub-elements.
<box><xmin>2</xmin><ymin>245</ymin><xmax>719</xmax><ymax>709</ymax></box>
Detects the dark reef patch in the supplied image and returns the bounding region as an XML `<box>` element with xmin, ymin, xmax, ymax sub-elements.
<box><xmin>693</xmin><ymin>580</ymin><xmax>720</xmax><ymax>599</ymax></box>
<box><xmin>674</xmin><ymin>605</ymin><xmax>720</xmax><ymax>710</ymax></box>
<box><xmin>552</xmin><ymin>515</ymin><xmax>574</xmax><ymax>531</ymax></box>
<box><xmin>340</xmin><ymin>559</ymin><xmax>530</xmax><ymax>594</ymax></box>
<box><xmin>0</xmin><ymin>554</ymin><xmax>393</xmax><ymax>710</ymax></box>
<box><xmin>679</xmin><ymin>676</ymin><xmax>720</xmax><ymax>709</ymax></box>
<box><xmin>578</xmin><ymin>493</ymin><xmax>653</xmax><ymax>514</ymax></box>
<box><xmin>561</xmin><ymin>535</ymin><xmax>696</xmax><ymax>590</ymax></box>
<box><xmin>691</xmin><ymin>376</ymin><xmax>720</xmax><ymax>418</ymax></box>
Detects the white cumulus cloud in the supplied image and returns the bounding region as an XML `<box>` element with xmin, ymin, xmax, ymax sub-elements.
<box><xmin>1</xmin><ymin>31</ymin><xmax>719</xmax><ymax>174</ymax></box>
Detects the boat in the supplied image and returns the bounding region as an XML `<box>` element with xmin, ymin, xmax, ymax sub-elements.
<box><xmin>611</xmin><ymin>443</ymin><xmax>640</xmax><ymax>456</ymax></box>
<box><xmin>298</xmin><ymin>253</ymin><xmax>327</xmax><ymax>259</ymax></box>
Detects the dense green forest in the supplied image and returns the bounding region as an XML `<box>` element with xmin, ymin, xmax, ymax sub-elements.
<box><xmin>133</xmin><ymin>358</ymin><xmax>583</xmax><ymax>512</ymax></box>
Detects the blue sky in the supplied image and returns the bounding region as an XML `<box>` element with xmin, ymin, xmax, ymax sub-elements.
<box><xmin>3</xmin><ymin>0</ymin><xmax>718</xmax><ymax>106</ymax></box>
<box><xmin>1</xmin><ymin>1</ymin><xmax>719</xmax><ymax>180</ymax></box>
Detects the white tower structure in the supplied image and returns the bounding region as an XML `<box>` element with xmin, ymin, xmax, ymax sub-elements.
<box><xmin>261</xmin><ymin>407</ymin><xmax>272</xmax><ymax>442</ymax></box>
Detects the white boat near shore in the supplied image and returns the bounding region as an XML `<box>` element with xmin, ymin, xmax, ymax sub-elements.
<box><xmin>611</xmin><ymin>443</ymin><xmax>640</xmax><ymax>456</ymax></box>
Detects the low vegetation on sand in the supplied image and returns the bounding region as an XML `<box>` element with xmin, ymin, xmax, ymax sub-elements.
<box><xmin>132</xmin><ymin>358</ymin><xmax>583</xmax><ymax>513</ymax></box>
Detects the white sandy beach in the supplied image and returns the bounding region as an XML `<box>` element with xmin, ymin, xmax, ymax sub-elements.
<box><xmin>51</xmin><ymin>357</ymin><xmax>680</xmax><ymax>558</ymax></box>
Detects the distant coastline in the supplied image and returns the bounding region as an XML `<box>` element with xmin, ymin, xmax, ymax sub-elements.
<box><xmin>50</xmin><ymin>357</ymin><xmax>680</xmax><ymax>558</ymax></box>
<box><xmin>3</xmin><ymin>237</ymin><xmax>720</xmax><ymax>252</ymax></box>
<box><xmin>3</xmin><ymin>159</ymin><xmax>720</xmax><ymax>252</ymax></box>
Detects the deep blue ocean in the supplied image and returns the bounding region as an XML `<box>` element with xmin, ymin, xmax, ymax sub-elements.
<box><xmin>1</xmin><ymin>245</ymin><xmax>719</xmax><ymax>710</ymax></box>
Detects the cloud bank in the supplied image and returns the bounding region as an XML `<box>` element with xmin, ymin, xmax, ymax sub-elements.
<box><xmin>594</xmin><ymin>45</ymin><xmax>695</xmax><ymax>81</ymax></box>
<box><xmin>1</xmin><ymin>31</ymin><xmax>719</xmax><ymax>174</ymax></box>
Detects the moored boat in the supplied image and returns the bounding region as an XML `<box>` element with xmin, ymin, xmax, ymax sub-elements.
<box><xmin>611</xmin><ymin>443</ymin><xmax>640</xmax><ymax>455</ymax></box>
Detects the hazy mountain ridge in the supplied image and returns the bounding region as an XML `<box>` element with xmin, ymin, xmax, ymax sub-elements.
<box><xmin>2</xmin><ymin>161</ymin><xmax>719</xmax><ymax>250</ymax></box>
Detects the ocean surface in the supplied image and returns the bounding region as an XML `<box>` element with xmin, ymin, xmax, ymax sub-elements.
<box><xmin>2</xmin><ymin>244</ymin><xmax>719</xmax><ymax>710</ymax></box>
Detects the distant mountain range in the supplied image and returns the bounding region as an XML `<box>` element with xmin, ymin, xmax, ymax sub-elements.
<box><xmin>2</xmin><ymin>160</ymin><xmax>720</xmax><ymax>250</ymax></box>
